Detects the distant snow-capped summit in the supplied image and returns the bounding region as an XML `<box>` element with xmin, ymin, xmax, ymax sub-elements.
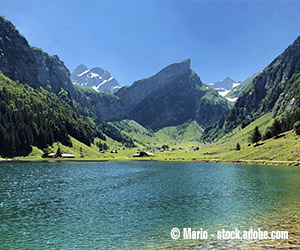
<box><xmin>208</xmin><ymin>77</ymin><xmax>241</xmax><ymax>97</ymax></box>
<box><xmin>71</xmin><ymin>64</ymin><xmax>121</xmax><ymax>93</ymax></box>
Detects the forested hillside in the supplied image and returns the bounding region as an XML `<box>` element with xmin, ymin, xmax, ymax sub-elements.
<box><xmin>0</xmin><ymin>73</ymin><xmax>92</xmax><ymax>157</ymax></box>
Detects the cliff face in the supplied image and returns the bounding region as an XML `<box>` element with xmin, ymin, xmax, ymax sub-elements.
<box><xmin>203</xmin><ymin>35</ymin><xmax>300</xmax><ymax>142</ymax></box>
<box><xmin>0</xmin><ymin>17</ymin><xmax>40</xmax><ymax>88</ymax></box>
<box><xmin>31</xmin><ymin>48</ymin><xmax>73</xmax><ymax>93</ymax></box>
<box><xmin>229</xmin><ymin>35</ymin><xmax>300</xmax><ymax>126</ymax></box>
<box><xmin>117</xmin><ymin>59</ymin><xmax>229</xmax><ymax>129</ymax></box>
<box><xmin>33</xmin><ymin>48</ymin><xmax>127</xmax><ymax>121</ymax></box>
<box><xmin>0</xmin><ymin>17</ymin><xmax>76</xmax><ymax>96</ymax></box>
<box><xmin>117</xmin><ymin>59</ymin><xmax>192</xmax><ymax>112</ymax></box>
<box><xmin>79</xmin><ymin>90</ymin><xmax>127</xmax><ymax>121</ymax></box>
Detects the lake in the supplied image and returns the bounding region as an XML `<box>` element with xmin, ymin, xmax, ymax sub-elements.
<box><xmin>1</xmin><ymin>161</ymin><xmax>300</xmax><ymax>249</ymax></box>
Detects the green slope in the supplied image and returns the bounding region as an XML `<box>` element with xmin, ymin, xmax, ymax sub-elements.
<box><xmin>109</xmin><ymin>119</ymin><xmax>203</xmax><ymax>148</ymax></box>
<box><xmin>197</xmin><ymin>113</ymin><xmax>300</xmax><ymax>163</ymax></box>
<box><xmin>0</xmin><ymin>73</ymin><xmax>92</xmax><ymax>157</ymax></box>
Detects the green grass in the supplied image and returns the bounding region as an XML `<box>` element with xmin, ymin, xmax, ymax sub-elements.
<box><xmin>207</xmin><ymin>113</ymin><xmax>273</xmax><ymax>152</ymax></box>
<box><xmin>4</xmin><ymin>114</ymin><xmax>300</xmax><ymax>166</ymax></box>
<box><xmin>154</xmin><ymin>121</ymin><xmax>203</xmax><ymax>147</ymax></box>
<box><xmin>109</xmin><ymin>119</ymin><xmax>203</xmax><ymax>148</ymax></box>
<box><xmin>222</xmin><ymin>130</ymin><xmax>300</xmax><ymax>162</ymax></box>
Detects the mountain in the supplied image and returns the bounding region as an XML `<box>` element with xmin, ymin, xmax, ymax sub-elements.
<box><xmin>71</xmin><ymin>64</ymin><xmax>121</xmax><ymax>93</ymax></box>
<box><xmin>0</xmin><ymin>15</ymin><xmax>230</xmax><ymax>156</ymax></box>
<box><xmin>225</xmin><ymin>72</ymin><xmax>261</xmax><ymax>102</ymax></box>
<box><xmin>0</xmin><ymin>16</ymin><xmax>134</xmax><ymax>155</ymax></box>
<box><xmin>0</xmin><ymin>16</ymin><xmax>126</xmax><ymax>121</ymax></box>
<box><xmin>208</xmin><ymin>77</ymin><xmax>241</xmax><ymax>96</ymax></box>
<box><xmin>116</xmin><ymin>59</ymin><xmax>230</xmax><ymax>129</ymax></box>
<box><xmin>203</xmin><ymin>35</ymin><xmax>300</xmax><ymax>141</ymax></box>
<box><xmin>0</xmin><ymin>17</ymin><xmax>92</xmax><ymax>112</ymax></box>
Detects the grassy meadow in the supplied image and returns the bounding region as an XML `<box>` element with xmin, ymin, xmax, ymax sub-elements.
<box><xmin>2</xmin><ymin>114</ymin><xmax>300</xmax><ymax>166</ymax></box>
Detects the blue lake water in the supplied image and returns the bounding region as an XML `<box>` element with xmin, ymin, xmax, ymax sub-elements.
<box><xmin>1</xmin><ymin>161</ymin><xmax>300</xmax><ymax>249</ymax></box>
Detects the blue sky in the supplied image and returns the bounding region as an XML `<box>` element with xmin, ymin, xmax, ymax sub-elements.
<box><xmin>2</xmin><ymin>1</ymin><xmax>300</xmax><ymax>85</ymax></box>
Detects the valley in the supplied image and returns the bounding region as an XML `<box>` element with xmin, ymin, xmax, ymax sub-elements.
<box><xmin>1</xmin><ymin>15</ymin><xmax>300</xmax><ymax>166</ymax></box>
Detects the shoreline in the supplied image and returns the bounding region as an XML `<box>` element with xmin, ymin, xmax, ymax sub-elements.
<box><xmin>1</xmin><ymin>157</ymin><xmax>300</xmax><ymax>167</ymax></box>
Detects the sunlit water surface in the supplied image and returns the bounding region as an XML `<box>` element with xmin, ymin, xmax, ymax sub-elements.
<box><xmin>1</xmin><ymin>161</ymin><xmax>300</xmax><ymax>249</ymax></box>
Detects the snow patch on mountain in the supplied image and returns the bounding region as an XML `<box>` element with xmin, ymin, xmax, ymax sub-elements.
<box><xmin>232</xmin><ymin>82</ymin><xmax>240</xmax><ymax>88</ymax></box>
<box><xmin>208</xmin><ymin>77</ymin><xmax>241</xmax><ymax>100</ymax></box>
<box><xmin>71</xmin><ymin>64</ymin><xmax>121</xmax><ymax>93</ymax></box>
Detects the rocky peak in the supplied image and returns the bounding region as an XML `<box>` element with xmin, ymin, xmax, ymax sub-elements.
<box><xmin>153</xmin><ymin>58</ymin><xmax>191</xmax><ymax>83</ymax></box>
<box><xmin>207</xmin><ymin>34</ymin><xmax>300</xmax><ymax>142</ymax></box>
<box><xmin>31</xmin><ymin>47</ymin><xmax>75</xmax><ymax>95</ymax></box>
<box><xmin>71</xmin><ymin>65</ymin><xmax>120</xmax><ymax>93</ymax></box>
<box><xmin>116</xmin><ymin>58</ymin><xmax>229</xmax><ymax>129</ymax></box>
<box><xmin>116</xmin><ymin>59</ymin><xmax>192</xmax><ymax>111</ymax></box>
<box><xmin>72</xmin><ymin>64</ymin><xmax>88</xmax><ymax>76</ymax></box>
<box><xmin>90</xmin><ymin>67</ymin><xmax>105</xmax><ymax>76</ymax></box>
<box><xmin>210</xmin><ymin>77</ymin><xmax>235</xmax><ymax>90</ymax></box>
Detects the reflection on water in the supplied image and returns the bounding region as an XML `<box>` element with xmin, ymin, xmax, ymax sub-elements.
<box><xmin>1</xmin><ymin>161</ymin><xmax>300</xmax><ymax>249</ymax></box>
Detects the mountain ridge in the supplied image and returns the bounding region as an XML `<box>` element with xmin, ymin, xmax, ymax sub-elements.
<box><xmin>117</xmin><ymin>59</ymin><xmax>230</xmax><ymax>129</ymax></box>
<box><xmin>203</xmin><ymin>34</ymin><xmax>300</xmax><ymax>142</ymax></box>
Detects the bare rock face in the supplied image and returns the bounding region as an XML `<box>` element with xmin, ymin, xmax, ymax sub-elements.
<box><xmin>32</xmin><ymin>50</ymin><xmax>126</xmax><ymax>121</ymax></box>
<box><xmin>0</xmin><ymin>17</ymin><xmax>40</xmax><ymax>88</ymax></box>
<box><xmin>81</xmin><ymin>91</ymin><xmax>128</xmax><ymax>122</ymax></box>
<box><xmin>117</xmin><ymin>59</ymin><xmax>192</xmax><ymax>112</ymax></box>
<box><xmin>71</xmin><ymin>65</ymin><xmax>121</xmax><ymax>93</ymax></box>
<box><xmin>117</xmin><ymin>59</ymin><xmax>229</xmax><ymax>129</ymax></box>
<box><xmin>205</xmin><ymin>35</ymin><xmax>300</xmax><ymax>142</ymax></box>
<box><xmin>0</xmin><ymin>16</ymin><xmax>76</xmax><ymax>96</ymax></box>
<box><xmin>31</xmin><ymin>48</ymin><xmax>73</xmax><ymax>94</ymax></box>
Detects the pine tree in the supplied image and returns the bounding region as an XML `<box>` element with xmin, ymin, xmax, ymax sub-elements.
<box><xmin>250</xmin><ymin>126</ymin><xmax>261</xmax><ymax>145</ymax></box>
<box><xmin>236</xmin><ymin>143</ymin><xmax>241</xmax><ymax>151</ymax></box>
<box><xmin>263</xmin><ymin>127</ymin><xmax>272</xmax><ymax>140</ymax></box>
<box><xmin>270</xmin><ymin>119</ymin><xmax>282</xmax><ymax>138</ymax></box>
